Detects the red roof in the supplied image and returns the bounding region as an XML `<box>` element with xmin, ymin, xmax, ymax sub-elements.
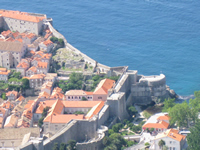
<box><xmin>93</xmin><ymin>78</ymin><xmax>115</xmax><ymax>95</ymax></box>
<box><xmin>143</xmin><ymin>121</ymin><xmax>169</xmax><ymax>129</ymax></box>
<box><xmin>0</xmin><ymin>10</ymin><xmax>46</xmax><ymax>23</ymax></box>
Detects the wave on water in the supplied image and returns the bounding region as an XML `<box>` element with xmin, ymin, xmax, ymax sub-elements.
<box><xmin>176</xmin><ymin>94</ymin><xmax>195</xmax><ymax>103</ymax></box>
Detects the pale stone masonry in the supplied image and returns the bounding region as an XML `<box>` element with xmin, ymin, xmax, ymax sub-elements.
<box><xmin>0</xmin><ymin>10</ymin><xmax>46</xmax><ymax>35</ymax></box>
<box><xmin>0</xmin><ymin>41</ymin><xmax>27</xmax><ymax>69</ymax></box>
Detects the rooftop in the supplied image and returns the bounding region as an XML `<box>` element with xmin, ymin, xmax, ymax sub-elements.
<box><xmin>93</xmin><ymin>78</ymin><xmax>115</xmax><ymax>95</ymax></box>
<box><xmin>0</xmin><ymin>41</ymin><xmax>24</xmax><ymax>52</ymax></box>
<box><xmin>0</xmin><ymin>10</ymin><xmax>46</xmax><ymax>23</ymax></box>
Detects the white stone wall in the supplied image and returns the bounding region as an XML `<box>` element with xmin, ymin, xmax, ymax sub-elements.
<box><xmin>64</xmin><ymin>107</ymin><xmax>90</xmax><ymax>114</ymax></box>
<box><xmin>153</xmin><ymin>137</ymin><xmax>181</xmax><ymax>150</ymax></box>
<box><xmin>0</xmin><ymin>74</ymin><xmax>9</xmax><ymax>81</ymax></box>
<box><xmin>66</xmin><ymin>95</ymin><xmax>93</xmax><ymax>101</ymax></box>
<box><xmin>3</xmin><ymin>17</ymin><xmax>43</xmax><ymax>35</ymax></box>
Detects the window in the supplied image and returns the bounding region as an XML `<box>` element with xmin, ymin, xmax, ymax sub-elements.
<box><xmin>1</xmin><ymin>142</ymin><xmax>4</xmax><ymax>147</ymax></box>
<box><xmin>68</xmin><ymin>96</ymin><xmax>70</xmax><ymax>99</ymax></box>
<box><xmin>98</xmin><ymin>97</ymin><xmax>102</xmax><ymax>99</ymax></box>
<box><xmin>11</xmin><ymin>141</ymin><xmax>14</xmax><ymax>147</ymax></box>
<box><xmin>170</xmin><ymin>141</ymin><xmax>172</xmax><ymax>144</ymax></box>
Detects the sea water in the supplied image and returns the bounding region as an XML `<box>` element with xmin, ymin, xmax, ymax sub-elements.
<box><xmin>1</xmin><ymin>0</ymin><xmax>200</xmax><ymax>97</ymax></box>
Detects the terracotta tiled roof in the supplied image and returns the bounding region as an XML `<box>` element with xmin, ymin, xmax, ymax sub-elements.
<box><xmin>0</xmin><ymin>68</ymin><xmax>10</xmax><ymax>75</ymax></box>
<box><xmin>93</xmin><ymin>79</ymin><xmax>115</xmax><ymax>95</ymax></box>
<box><xmin>1</xmin><ymin>101</ymin><xmax>14</xmax><ymax>110</ymax></box>
<box><xmin>5</xmin><ymin>37</ymin><xmax>14</xmax><ymax>42</ymax></box>
<box><xmin>35</xmin><ymin>101</ymin><xmax>56</xmax><ymax>114</ymax></box>
<box><xmin>23</xmin><ymin>76</ymin><xmax>30</xmax><ymax>80</ymax></box>
<box><xmin>53</xmin><ymin>87</ymin><xmax>63</xmax><ymax>93</ymax></box>
<box><xmin>17</xmin><ymin>62</ymin><xmax>29</xmax><ymax>69</ymax></box>
<box><xmin>43</xmin><ymin>114</ymin><xmax>84</xmax><ymax>124</ymax></box>
<box><xmin>65</xmin><ymin>90</ymin><xmax>87</xmax><ymax>96</ymax></box>
<box><xmin>30</xmin><ymin>50</ymin><xmax>35</xmax><ymax>55</ymax></box>
<box><xmin>85</xmin><ymin>101</ymin><xmax>105</xmax><ymax>119</ymax></box>
<box><xmin>24</xmin><ymin>100</ymin><xmax>35</xmax><ymax>109</ymax></box>
<box><xmin>0</xmin><ymin>10</ymin><xmax>46</xmax><ymax>23</ymax></box>
<box><xmin>15</xmin><ymin>95</ymin><xmax>25</xmax><ymax>102</ymax></box>
<box><xmin>157</xmin><ymin>115</ymin><xmax>170</xmax><ymax>121</ymax></box>
<box><xmin>85</xmin><ymin>92</ymin><xmax>93</xmax><ymax>95</ymax></box>
<box><xmin>14</xmin><ymin>38</ymin><xmax>23</xmax><ymax>43</ymax></box>
<box><xmin>43</xmin><ymin>40</ymin><xmax>53</xmax><ymax>46</ymax></box>
<box><xmin>27</xmin><ymin>33</ymin><xmax>36</xmax><ymax>39</ymax></box>
<box><xmin>44</xmin><ymin>30</ymin><xmax>52</xmax><ymax>39</ymax></box>
<box><xmin>37</xmin><ymin>61</ymin><xmax>48</xmax><ymax>68</ymax></box>
<box><xmin>0</xmin><ymin>68</ymin><xmax>7</xmax><ymax>72</ymax></box>
<box><xmin>12</xmin><ymin>31</ymin><xmax>20</xmax><ymax>38</ymax></box>
<box><xmin>50</xmin><ymin>91</ymin><xmax>64</xmax><ymax>99</ymax></box>
<box><xmin>143</xmin><ymin>121</ymin><xmax>169</xmax><ymax>129</ymax></box>
<box><xmin>0</xmin><ymin>107</ymin><xmax>7</xmax><ymax>116</ymax></box>
<box><xmin>39</xmin><ymin>91</ymin><xmax>50</xmax><ymax>99</ymax></box>
<box><xmin>30</xmin><ymin>74</ymin><xmax>46</xmax><ymax>79</ymax></box>
<box><xmin>42</xmin><ymin>53</ymin><xmax>52</xmax><ymax>59</ymax></box>
<box><xmin>155</xmin><ymin>128</ymin><xmax>186</xmax><ymax>142</ymax></box>
<box><xmin>1</xmin><ymin>30</ymin><xmax>12</xmax><ymax>37</ymax></box>
<box><xmin>6</xmin><ymin>90</ymin><xmax>18</xmax><ymax>97</ymax></box>
<box><xmin>34</xmin><ymin>51</ymin><xmax>44</xmax><ymax>57</ymax></box>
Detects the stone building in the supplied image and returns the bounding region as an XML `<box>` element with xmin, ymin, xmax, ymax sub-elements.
<box><xmin>0</xmin><ymin>10</ymin><xmax>46</xmax><ymax>35</ymax></box>
<box><xmin>16</xmin><ymin>59</ymin><xmax>30</xmax><ymax>76</ymax></box>
<box><xmin>0</xmin><ymin>41</ymin><xmax>27</xmax><ymax>69</ymax></box>
<box><xmin>29</xmin><ymin>74</ymin><xmax>46</xmax><ymax>88</ymax></box>
<box><xmin>0</xmin><ymin>68</ymin><xmax>11</xmax><ymax>81</ymax></box>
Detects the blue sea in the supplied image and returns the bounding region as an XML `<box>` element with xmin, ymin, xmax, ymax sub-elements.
<box><xmin>1</xmin><ymin>0</ymin><xmax>200</xmax><ymax>97</ymax></box>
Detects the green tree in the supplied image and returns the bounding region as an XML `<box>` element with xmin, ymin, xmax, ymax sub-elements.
<box><xmin>58</xmin><ymin>38</ymin><xmax>64</xmax><ymax>45</ymax></box>
<box><xmin>145</xmin><ymin>142</ymin><xmax>150</xmax><ymax>147</ymax></box>
<box><xmin>143</xmin><ymin>111</ymin><xmax>151</xmax><ymax>119</ymax></box>
<box><xmin>109</xmin><ymin>76</ymin><xmax>120</xmax><ymax>82</ymax></box>
<box><xmin>158</xmin><ymin>140</ymin><xmax>165</xmax><ymax>150</ymax></box>
<box><xmin>38</xmin><ymin>107</ymin><xmax>50</xmax><ymax>128</ymax></box>
<box><xmin>127</xmin><ymin>106</ymin><xmax>137</xmax><ymax>116</ymax></box>
<box><xmin>81</xmin><ymin>97</ymin><xmax>87</xmax><ymax>101</ymax></box>
<box><xmin>67</xmin><ymin>140</ymin><xmax>76</xmax><ymax>150</ymax></box>
<box><xmin>9</xmin><ymin>71</ymin><xmax>22</xmax><ymax>79</ymax></box>
<box><xmin>50</xmin><ymin>37</ymin><xmax>58</xmax><ymax>43</ymax></box>
<box><xmin>92</xmin><ymin>75</ymin><xmax>100</xmax><ymax>81</ymax></box>
<box><xmin>163</xmin><ymin>145</ymin><xmax>168</xmax><ymax>150</ymax></box>
<box><xmin>150</xmin><ymin>128</ymin><xmax>154</xmax><ymax>132</ymax></box>
<box><xmin>60</xmin><ymin>143</ymin><xmax>66</xmax><ymax>150</ymax></box>
<box><xmin>74</xmin><ymin>111</ymin><xmax>84</xmax><ymax>115</ymax></box>
<box><xmin>187</xmin><ymin>121</ymin><xmax>200</xmax><ymax>150</ymax></box>
<box><xmin>169</xmin><ymin>101</ymin><xmax>190</xmax><ymax>128</ymax></box>
<box><xmin>53</xmin><ymin>142</ymin><xmax>59</xmax><ymax>150</ymax></box>
<box><xmin>1</xmin><ymin>93</ymin><xmax>7</xmax><ymax>100</ymax></box>
<box><xmin>126</xmin><ymin>141</ymin><xmax>136</xmax><ymax>147</ymax></box>
<box><xmin>108</xmin><ymin>129</ymin><xmax>114</xmax><ymax>135</ymax></box>
<box><xmin>162</xmin><ymin>98</ymin><xmax>176</xmax><ymax>112</ymax></box>
<box><xmin>131</xmin><ymin>125</ymin><xmax>141</xmax><ymax>133</ymax></box>
<box><xmin>42</xmin><ymin>107</ymin><xmax>50</xmax><ymax>117</ymax></box>
<box><xmin>22</xmin><ymin>78</ymin><xmax>29</xmax><ymax>90</ymax></box>
<box><xmin>112</xmin><ymin>123</ymin><xmax>123</xmax><ymax>133</ymax></box>
<box><xmin>104</xmin><ymin>133</ymin><xmax>126</xmax><ymax>150</ymax></box>
<box><xmin>38</xmin><ymin>117</ymin><xmax>44</xmax><ymax>128</ymax></box>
